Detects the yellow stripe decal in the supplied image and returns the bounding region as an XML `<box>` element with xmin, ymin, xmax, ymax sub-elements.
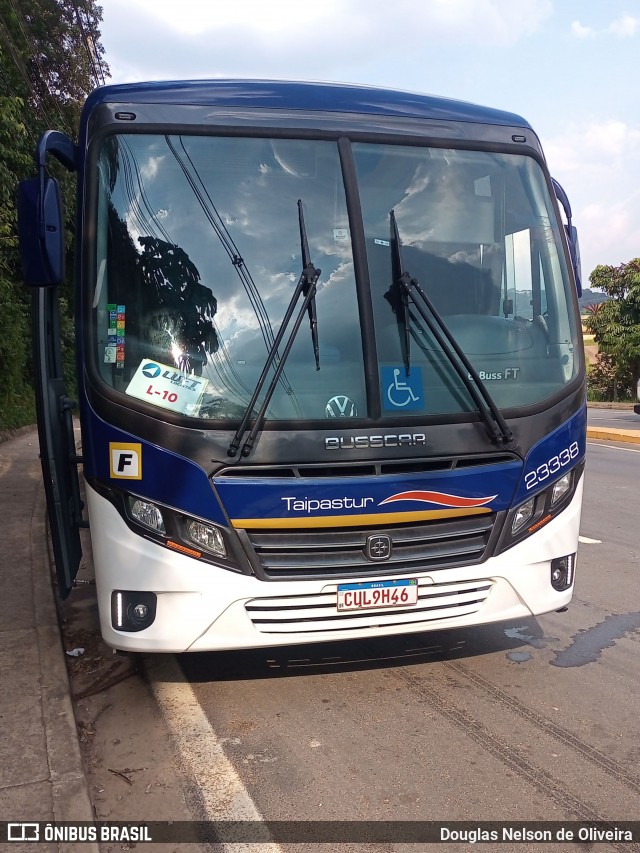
<box><xmin>230</xmin><ymin>507</ymin><xmax>491</xmax><ymax>529</ymax></box>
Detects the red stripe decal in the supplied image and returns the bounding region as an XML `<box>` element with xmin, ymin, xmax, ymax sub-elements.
<box><xmin>379</xmin><ymin>490</ymin><xmax>496</xmax><ymax>508</ymax></box>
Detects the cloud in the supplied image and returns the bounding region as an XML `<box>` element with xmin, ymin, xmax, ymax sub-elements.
<box><xmin>544</xmin><ymin>119</ymin><xmax>640</xmax><ymax>172</ymax></box>
<box><xmin>580</xmin><ymin>196</ymin><xmax>640</xmax><ymax>271</ymax></box>
<box><xmin>584</xmin><ymin>120</ymin><xmax>640</xmax><ymax>158</ymax></box>
<box><xmin>105</xmin><ymin>0</ymin><xmax>552</xmax><ymax>41</ymax></box>
<box><xmin>607</xmin><ymin>13</ymin><xmax>639</xmax><ymax>37</ymax></box>
<box><xmin>570</xmin><ymin>20</ymin><xmax>595</xmax><ymax>39</ymax></box>
<box><xmin>99</xmin><ymin>0</ymin><xmax>553</xmax><ymax>83</ymax></box>
<box><xmin>119</xmin><ymin>0</ymin><xmax>346</xmax><ymax>36</ymax></box>
<box><xmin>544</xmin><ymin>119</ymin><xmax>640</xmax><ymax>273</ymax></box>
<box><xmin>570</xmin><ymin>13</ymin><xmax>639</xmax><ymax>40</ymax></box>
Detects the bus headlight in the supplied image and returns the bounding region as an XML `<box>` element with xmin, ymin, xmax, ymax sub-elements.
<box><xmin>129</xmin><ymin>497</ymin><xmax>166</xmax><ymax>533</ymax></box>
<box><xmin>99</xmin><ymin>484</ymin><xmax>243</xmax><ymax>571</ymax></box>
<box><xmin>495</xmin><ymin>461</ymin><xmax>584</xmax><ymax>555</ymax></box>
<box><xmin>511</xmin><ymin>497</ymin><xmax>535</xmax><ymax>535</ymax></box>
<box><xmin>184</xmin><ymin>519</ymin><xmax>227</xmax><ymax>558</ymax></box>
<box><xmin>551</xmin><ymin>472</ymin><xmax>572</xmax><ymax>505</ymax></box>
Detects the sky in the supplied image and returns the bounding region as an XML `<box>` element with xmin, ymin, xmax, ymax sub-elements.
<box><xmin>96</xmin><ymin>0</ymin><xmax>640</xmax><ymax>284</ymax></box>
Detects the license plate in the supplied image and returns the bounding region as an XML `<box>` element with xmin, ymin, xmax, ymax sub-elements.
<box><xmin>337</xmin><ymin>578</ymin><xmax>419</xmax><ymax>612</ymax></box>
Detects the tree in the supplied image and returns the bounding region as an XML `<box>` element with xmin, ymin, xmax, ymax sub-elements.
<box><xmin>0</xmin><ymin>0</ymin><xmax>108</xmax><ymax>133</ymax></box>
<box><xmin>583</xmin><ymin>302</ymin><xmax>604</xmax><ymax>317</ymax></box>
<box><xmin>585</xmin><ymin>259</ymin><xmax>640</xmax><ymax>401</ymax></box>
<box><xmin>0</xmin><ymin>94</ymin><xmax>36</xmax><ymax>429</ymax></box>
<box><xmin>0</xmin><ymin>0</ymin><xmax>108</xmax><ymax>430</ymax></box>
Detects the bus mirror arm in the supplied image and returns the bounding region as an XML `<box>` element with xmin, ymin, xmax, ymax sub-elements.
<box><xmin>552</xmin><ymin>178</ymin><xmax>582</xmax><ymax>297</ymax></box>
<box><xmin>35</xmin><ymin>130</ymin><xmax>77</xmax><ymax>173</ymax></box>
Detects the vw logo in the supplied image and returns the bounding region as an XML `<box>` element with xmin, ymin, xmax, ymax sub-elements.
<box><xmin>142</xmin><ymin>362</ymin><xmax>161</xmax><ymax>378</ymax></box>
<box><xmin>365</xmin><ymin>534</ymin><xmax>392</xmax><ymax>562</ymax></box>
<box><xmin>325</xmin><ymin>395</ymin><xmax>357</xmax><ymax>418</ymax></box>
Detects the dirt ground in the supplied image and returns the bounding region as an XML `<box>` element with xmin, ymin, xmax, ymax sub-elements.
<box><xmin>56</xmin><ymin>529</ymin><xmax>208</xmax><ymax>852</ymax></box>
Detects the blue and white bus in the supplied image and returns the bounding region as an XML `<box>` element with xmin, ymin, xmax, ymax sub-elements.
<box><xmin>19</xmin><ymin>80</ymin><xmax>586</xmax><ymax>652</ymax></box>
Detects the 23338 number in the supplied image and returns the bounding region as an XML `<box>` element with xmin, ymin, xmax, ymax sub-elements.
<box><xmin>524</xmin><ymin>441</ymin><xmax>580</xmax><ymax>491</ymax></box>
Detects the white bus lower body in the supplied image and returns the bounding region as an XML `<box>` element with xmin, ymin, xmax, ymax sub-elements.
<box><xmin>85</xmin><ymin>477</ymin><xmax>583</xmax><ymax>653</ymax></box>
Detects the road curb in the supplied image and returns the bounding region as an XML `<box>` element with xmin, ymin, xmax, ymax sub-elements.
<box><xmin>586</xmin><ymin>427</ymin><xmax>640</xmax><ymax>444</ymax></box>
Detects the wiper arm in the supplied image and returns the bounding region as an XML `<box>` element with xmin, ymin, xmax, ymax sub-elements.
<box><xmin>299</xmin><ymin>199</ymin><xmax>321</xmax><ymax>371</ymax></box>
<box><xmin>227</xmin><ymin>200</ymin><xmax>321</xmax><ymax>458</ymax></box>
<box><xmin>389</xmin><ymin>210</ymin><xmax>513</xmax><ymax>447</ymax></box>
<box><xmin>389</xmin><ymin>213</ymin><xmax>412</xmax><ymax>376</ymax></box>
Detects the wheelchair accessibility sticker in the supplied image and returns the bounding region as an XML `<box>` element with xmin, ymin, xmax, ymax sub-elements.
<box><xmin>381</xmin><ymin>366</ymin><xmax>423</xmax><ymax>411</ymax></box>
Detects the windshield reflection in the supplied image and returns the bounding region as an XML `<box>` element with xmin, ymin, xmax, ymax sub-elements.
<box><xmin>94</xmin><ymin>135</ymin><xmax>578</xmax><ymax>422</ymax></box>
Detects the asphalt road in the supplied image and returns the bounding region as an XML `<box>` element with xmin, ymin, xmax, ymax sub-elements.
<box><xmin>587</xmin><ymin>406</ymin><xmax>640</xmax><ymax>430</ymax></box>
<box><xmin>149</xmin><ymin>438</ymin><xmax>640</xmax><ymax>851</ymax></box>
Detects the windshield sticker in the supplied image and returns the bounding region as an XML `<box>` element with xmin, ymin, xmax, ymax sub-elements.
<box><xmin>381</xmin><ymin>366</ymin><xmax>423</xmax><ymax>411</ymax></box>
<box><xmin>106</xmin><ymin>303</ymin><xmax>126</xmax><ymax>368</ymax></box>
<box><xmin>469</xmin><ymin>368</ymin><xmax>521</xmax><ymax>381</ymax></box>
<box><xmin>109</xmin><ymin>442</ymin><xmax>142</xmax><ymax>480</ymax></box>
<box><xmin>126</xmin><ymin>359</ymin><xmax>208</xmax><ymax>416</ymax></box>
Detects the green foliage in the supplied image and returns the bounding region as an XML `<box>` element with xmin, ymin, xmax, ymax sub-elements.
<box><xmin>586</xmin><ymin>354</ymin><xmax>635</xmax><ymax>403</ymax></box>
<box><xmin>0</xmin><ymin>95</ymin><xmax>35</xmax><ymax>430</ymax></box>
<box><xmin>0</xmin><ymin>0</ymin><xmax>107</xmax><ymax>431</ymax></box>
<box><xmin>0</xmin><ymin>276</ymin><xmax>35</xmax><ymax>430</ymax></box>
<box><xmin>584</xmin><ymin>259</ymin><xmax>640</xmax><ymax>401</ymax></box>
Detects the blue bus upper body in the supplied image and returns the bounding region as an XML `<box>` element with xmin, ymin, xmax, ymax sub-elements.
<box><xmin>82</xmin><ymin>78</ymin><xmax>532</xmax><ymax>129</ymax></box>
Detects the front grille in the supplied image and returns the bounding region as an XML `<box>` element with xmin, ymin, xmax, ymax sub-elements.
<box><xmin>245</xmin><ymin>577</ymin><xmax>494</xmax><ymax>634</ymax></box>
<box><xmin>216</xmin><ymin>452</ymin><xmax>517</xmax><ymax>479</ymax></box>
<box><xmin>242</xmin><ymin>514</ymin><xmax>496</xmax><ymax>579</ymax></box>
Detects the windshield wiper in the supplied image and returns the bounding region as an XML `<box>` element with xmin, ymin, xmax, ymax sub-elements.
<box><xmin>227</xmin><ymin>200</ymin><xmax>321</xmax><ymax>458</ymax></box>
<box><xmin>388</xmin><ymin>216</ymin><xmax>412</xmax><ymax>376</ymax></box>
<box><xmin>389</xmin><ymin>210</ymin><xmax>513</xmax><ymax>447</ymax></box>
<box><xmin>300</xmin><ymin>199</ymin><xmax>321</xmax><ymax>371</ymax></box>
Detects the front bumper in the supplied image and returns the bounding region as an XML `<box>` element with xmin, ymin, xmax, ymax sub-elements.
<box><xmin>86</xmin><ymin>477</ymin><xmax>583</xmax><ymax>653</ymax></box>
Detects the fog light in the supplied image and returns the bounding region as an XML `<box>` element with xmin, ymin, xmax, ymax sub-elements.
<box><xmin>550</xmin><ymin>554</ymin><xmax>575</xmax><ymax>591</ymax></box>
<box><xmin>185</xmin><ymin>519</ymin><xmax>226</xmax><ymax>557</ymax></box>
<box><xmin>129</xmin><ymin>498</ymin><xmax>166</xmax><ymax>533</ymax></box>
<box><xmin>133</xmin><ymin>603</ymin><xmax>148</xmax><ymax>620</ymax></box>
<box><xmin>111</xmin><ymin>591</ymin><xmax>157</xmax><ymax>632</ymax></box>
<box><xmin>551</xmin><ymin>472</ymin><xmax>572</xmax><ymax>505</ymax></box>
<box><xmin>512</xmin><ymin>497</ymin><xmax>535</xmax><ymax>535</ymax></box>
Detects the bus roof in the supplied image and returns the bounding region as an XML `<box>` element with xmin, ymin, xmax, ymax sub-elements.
<box><xmin>84</xmin><ymin>79</ymin><xmax>531</xmax><ymax>129</ymax></box>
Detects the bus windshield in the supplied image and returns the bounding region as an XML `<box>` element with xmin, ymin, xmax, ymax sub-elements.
<box><xmin>93</xmin><ymin>134</ymin><xmax>578</xmax><ymax>422</ymax></box>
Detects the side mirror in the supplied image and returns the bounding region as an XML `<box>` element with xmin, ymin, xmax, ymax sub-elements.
<box><xmin>17</xmin><ymin>174</ymin><xmax>65</xmax><ymax>287</ymax></box>
<box><xmin>17</xmin><ymin>130</ymin><xmax>76</xmax><ymax>288</ymax></box>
